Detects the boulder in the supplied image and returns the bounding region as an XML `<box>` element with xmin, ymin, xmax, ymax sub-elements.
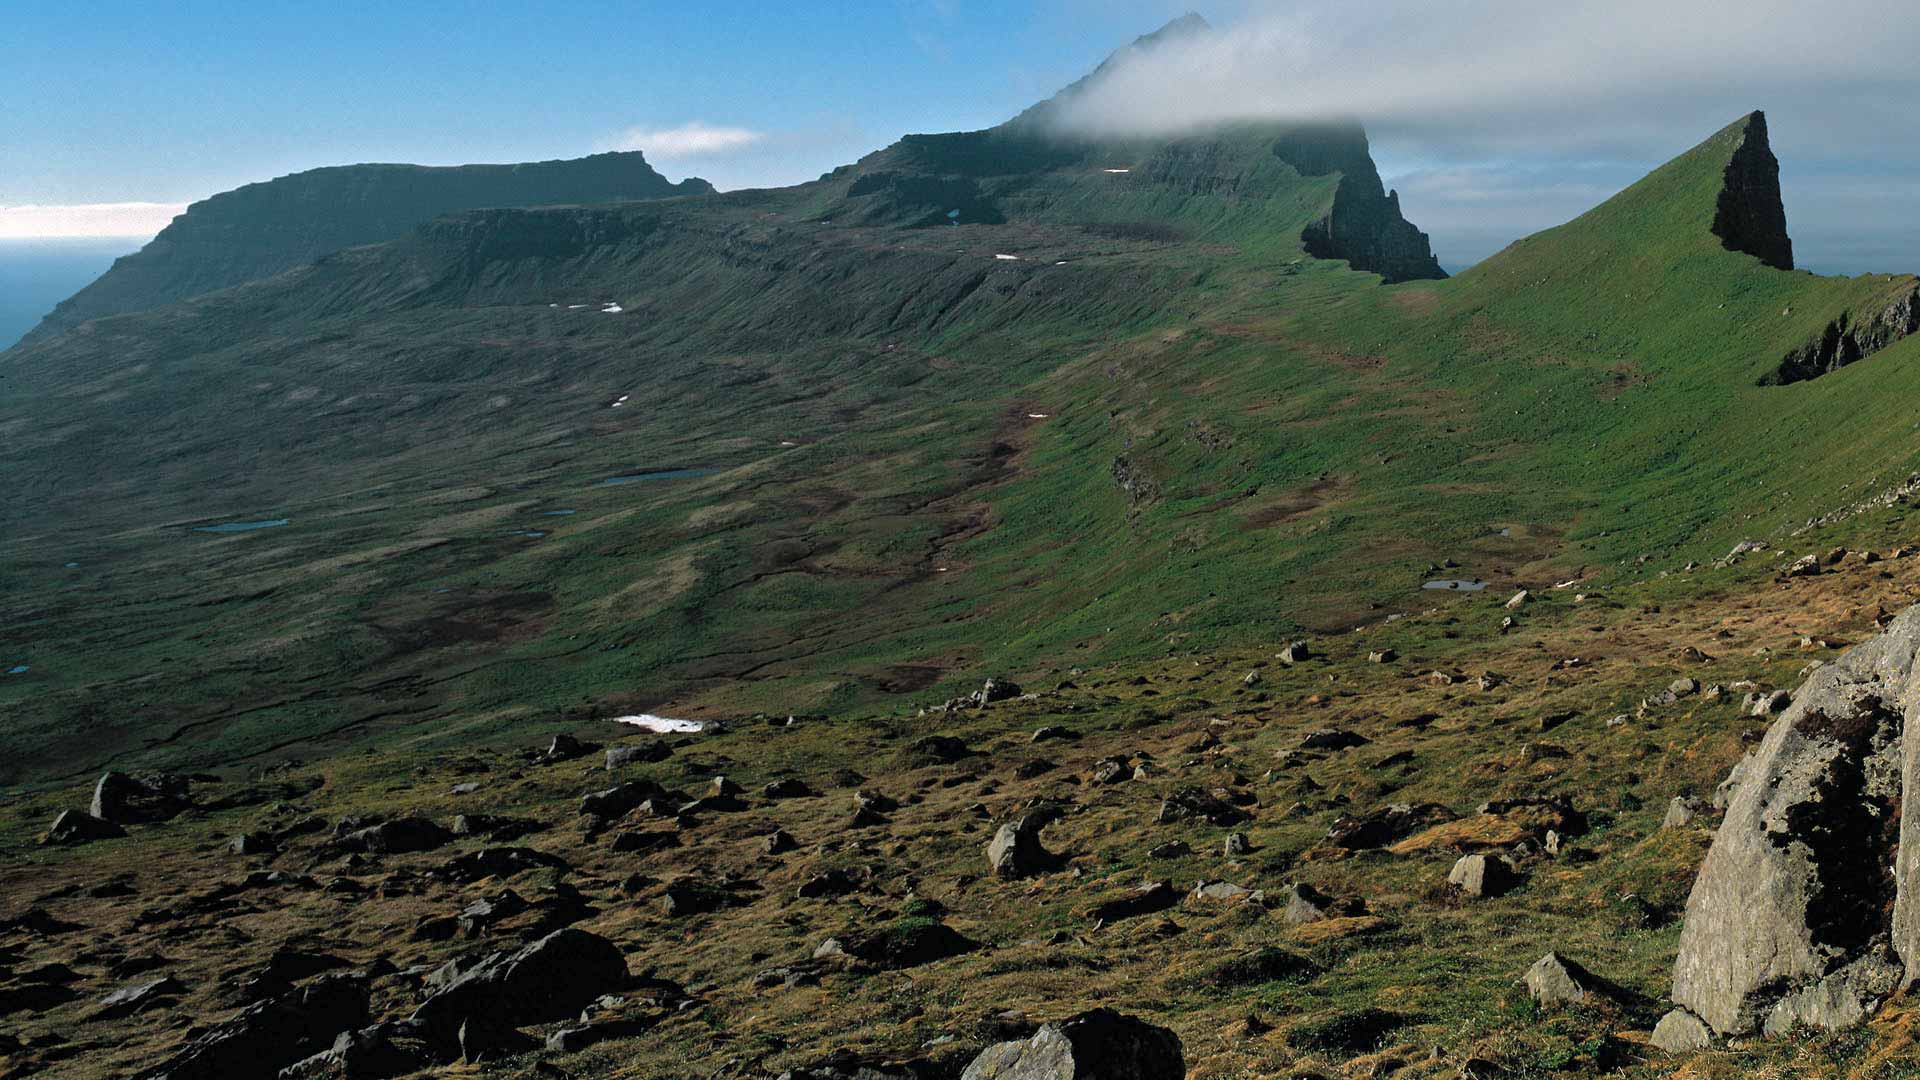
<box><xmin>988</xmin><ymin>813</ymin><xmax>1060</xmax><ymax>879</ymax></box>
<box><xmin>1300</xmin><ymin>729</ymin><xmax>1370</xmax><ymax>751</ymax></box>
<box><xmin>94</xmin><ymin>976</ymin><xmax>186</xmax><ymax>1019</ymax></box>
<box><xmin>1447</xmin><ymin>854</ymin><xmax>1520</xmax><ymax>898</ymax></box>
<box><xmin>43</xmin><ymin>810</ymin><xmax>126</xmax><ymax>846</ymax></box>
<box><xmin>960</xmin><ymin>1008</ymin><xmax>1183</xmax><ymax>1080</ymax></box>
<box><xmin>91</xmin><ymin>771</ymin><xmax>190</xmax><ymax>824</ymax></box>
<box><xmin>1668</xmin><ymin>604</ymin><xmax>1920</xmax><ymax>1037</ymax></box>
<box><xmin>410</xmin><ymin>928</ymin><xmax>628</xmax><ymax>1047</ymax></box>
<box><xmin>1524</xmin><ymin>953</ymin><xmax>1597</xmax><ymax>1006</ymax></box>
<box><xmin>1662</xmin><ymin>796</ymin><xmax>1703</xmax><ymax>829</ymax></box>
<box><xmin>538</xmin><ymin>733</ymin><xmax>592</xmax><ymax>763</ymax></box>
<box><xmin>977</xmin><ymin>678</ymin><xmax>1022</xmax><ymax>705</ymax></box>
<box><xmin>605</xmin><ymin>741</ymin><xmax>671</xmax><ymax>769</ymax></box>
<box><xmin>1326</xmin><ymin>803</ymin><xmax>1455</xmax><ymax>850</ymax></box>
<box><xmin>279</xmin><ymin>1021</ymin><xmax>437</xmax><ymax>1078</ymax></box>
<box><xmin>578</xmin><ymin>780</ymin><xmax>664</xmax><ymax>820</ymax></box>
<box><xmin>437</xmin><ymin>847</ymin><xmax>570</xmax><ymax>884</ymax></box>
<box><xmin>1155</xmin><ymin>787</ymin><xmax>1248</xmax><ymax>827</ymax></box>
<box><xmin>1281</xmin><ymin>882</ymin><xmax>1363</xmax><ymax>926</ymax></box>
<box><xmin>337</xmin><ymin>818</ymin><xmax>450</xmax><ymax>855</ymax></box>
<box><xmin>139</xmin><ymin>974</ymin><xmax>368</xmax><ymax>1080</ymax></box>
<box><xmin>1086</xmin><ymin>881</ymin><xmax>1179</xmax><ymax>924</ymax></box>
<box><xmin>1650</xmin><ymin>1008</ymin><xmax>1713</xmax><ymax>1053</ymax></box>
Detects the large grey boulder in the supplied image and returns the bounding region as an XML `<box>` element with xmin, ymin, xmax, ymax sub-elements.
<box><xmin>988</xmin><ymin>812</ymin><xmax>1059</xmax><ymax>879</ymax></box>
<box><xmin>1667</xmin><ymin>604</ymin><xmax>1920</xmax><ymax>1037</ymax></box>
<box><xmin>960</xmin><ymin>1008</ymin><xmax>1183</xmax><ymax>1080</ymax></box>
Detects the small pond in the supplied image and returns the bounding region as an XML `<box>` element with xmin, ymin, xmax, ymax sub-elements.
<box><xmin>1423</xmin><ymin>579</ymin><xmax>1489</xmax><ymax>591</ymax></box>
<box><xmin>5</xmin><ymin>665</ymin><xmax>28</xmax><ymax>676</ymax></box>
<box><xmin>542</xmin><ymin>509</ymin><xmax>578</xmax><ymax>517</ymax></box>
<box><xmin>194</xmin><ymin>519</ymin><xmax>290</xmax><ymax>533</ymax></box>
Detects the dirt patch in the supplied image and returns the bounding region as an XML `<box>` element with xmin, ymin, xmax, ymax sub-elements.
<box><xmin>1240</xmin><ymin>475</ymin><xmax>1351</xmax><ymax>530</ymax></box>
<box><xmin>371</xmin><ymin>590</ymin><xmax>553</xmax><ymax>658</ymax></box>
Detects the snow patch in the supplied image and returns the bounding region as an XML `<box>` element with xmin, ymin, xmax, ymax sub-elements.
<box><xmin>994</xmin><ymin>254</ymin><xmax>1019</xmax><ymax>261</ymax></box>
<box><xmin>613</xmin><ymin>714</ymin><xmax>705</xmax><ymax>734</ymax></box>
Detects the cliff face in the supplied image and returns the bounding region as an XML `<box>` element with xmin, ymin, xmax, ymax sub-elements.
<box><xmin>1764</xmin><ymin>285</ymin><xmax>1920</xmax><ymax>385</ymax></box>
<box><xmin>1712</xmin><ymin>111</ymin><xmax>1794</xmax><ymax>271</ymax></box>
<box><xmin>25</xmin><ymin>152</ymin><xmax>710</xmax><ymax>341</ymax></box>
<box><xmin>1280</xmin><ymin>126</ymin><xmax>1447</xmax><ymax>284</ymax></box>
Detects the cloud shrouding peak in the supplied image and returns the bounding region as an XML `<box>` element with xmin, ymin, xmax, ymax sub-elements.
<box><xmin>0</xmin><ymin>202</ymin><xmax>189</xmax><ymax>240</ymax></box>
<box><xmin>1043</xmin><ymin>1</ymin><xmax>1920</xmax><ymax>160</ymax></box>
<box><xmin>601</xmin><ymin>122</ymin><xmax>766</xmax><ymax>160</ymax></box>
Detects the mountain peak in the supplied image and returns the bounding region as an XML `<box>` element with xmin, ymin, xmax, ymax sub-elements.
<box><xmin>1711</xmin><ymin>110</ymin><xmax>1794</xmax><ymax>270</ymax></box>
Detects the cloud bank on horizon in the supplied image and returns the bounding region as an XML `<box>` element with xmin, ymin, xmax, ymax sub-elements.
<box><xmin>0</xmin><ymin>202</ymin><xmax>189</xmax><ymax>241</ymax></box>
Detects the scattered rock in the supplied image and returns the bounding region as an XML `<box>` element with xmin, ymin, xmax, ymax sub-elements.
<box><xmin>141</xmin><ymin>974</ymin><xmax>368</xmax><ymax>1079</ymax></box>
<box><xmin>1662</xmin><ymin>796</ymin><xmax>1704</xmax><ymax>829</ymax></box>
<box><xmin>1650</xmin><ymin>1008</ymin><xmax>1713</xmax><ymax>1053</ymax></box>
<box><xmin>1524</xmin><ymin>953</ymin><xmax>1598</xmax><ymax>1006</ymax></box>
<box><xmin>91</xmin><ymin>771</ymin><xmax>190</xmax><ymax>824</ymax></box>
<box><xmin>1326</xmin><ymin>803</ymin><xmax>1455</xmax><ymax>850</ymax></box>
<box><xmin>1086</xmin><ymin>881</ymin><xmax>1180</xmax><ymax>924</ymax></box>
<box><xmin>988</xmin><ymin>812</ymin><xmax>1060</xmax><ymax>879</ymax></box>
<box><xmin>1447</xmin><ymin>854</ymin><xmax>1520</xmax><ymax>898</ymax></box>
<box><xmin>337</xmin><ymin>818</ymin><xmax>451</xmax><ymax>855</ymax></box>
<box><xmin>43</xmin><ymin>810</ymin><xmax>126</xmax><ymax>846</ymax></box>
<box><xmin>960</xmin><ymin>1008</ymin><xmax>1183</xmax><ymax>1080</ymax></box>
<box><xmin>605</xmin><ymin>741</ymin><xmax>671</xmax><ymax>770</ymax></box>
<box><xmin>1300</xmin><ymin>729</ymin><xmax>1370</xmax><ymax>751</ymax></box>
<box><xmin>411</xmin><ymin>928</ymin><xmax>628</xmax><ymax>1051</ymax></box>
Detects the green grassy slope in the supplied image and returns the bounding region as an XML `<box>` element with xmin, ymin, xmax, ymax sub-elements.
<box><xmin>1</xmin><ymin>110</ymin><xmax>1915</xmax><ymax>791</ymax></box>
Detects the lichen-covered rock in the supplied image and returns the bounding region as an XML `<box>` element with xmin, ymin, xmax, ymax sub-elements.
<box><xmin>1668</xmin><ymin>604</ymin><xmax>1920</xmax><ymax>1036</ymax></box>
<box><xmin>960</xmin><ymin>1008</ymin><xmax>1183</xmax><ymax>1080</ymax></box>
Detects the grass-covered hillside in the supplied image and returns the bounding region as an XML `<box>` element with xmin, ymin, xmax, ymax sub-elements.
<box><xmin>7</xmin><ymin>101</ymin><xmax>1909</xmax><ymax>793</ymax></box>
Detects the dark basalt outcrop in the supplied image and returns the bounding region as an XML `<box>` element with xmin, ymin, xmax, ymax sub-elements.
<box><xmin>1711</xmin><ymin>111</ymin><xmax>1794</xmax><ymax>271</ymax></box>
<box><xmin>1283</xmin><ymin>126</ymin><xmax>1448</xmax><ymax>284</ymax></box>
<box><xmin>1763</xmin><ymin>285</ymin><xmax>1920</xmax><ymax>386</ymax></box>
<box><xmin>25</xmin><ymin>151</ymin><xmax>710</xmax><ymax>341</ymax></box>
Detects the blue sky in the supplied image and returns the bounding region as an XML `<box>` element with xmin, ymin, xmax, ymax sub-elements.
<box><xmin>5</xmin><ymin>1</ymin><xmax>1917</xmax><ymax>274</ymax></box>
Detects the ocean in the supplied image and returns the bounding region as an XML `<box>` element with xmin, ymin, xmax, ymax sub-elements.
<box><xmin>0</xmin><ymin>238</ymin><xmax>139</xmax><ymax>349</ymax></box>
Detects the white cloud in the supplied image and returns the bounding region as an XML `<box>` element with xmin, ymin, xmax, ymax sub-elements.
<box><xmin>600</xmin><ymin>122</ymin><xmax>766</xmax><ymax>159</ymax></box>
<box><xmin>0</xmin><ymin>201</ymin><xmax>187</xmax><ymax>240</ymax></box>
<box><xmin>1043</xmin><ymin>2</ymin><xmax>1920</xmax><ymax>159</ymax></box>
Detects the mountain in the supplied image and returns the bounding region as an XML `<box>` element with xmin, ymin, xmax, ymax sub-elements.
<box><xmin>3</xmin><ymin>65</ymin><xmax>1917</xmax><ymax>789</ymax></box>
<box><xmin>22</xmin><ymin>151</ymin><xmax>711</xmax><ymax>342</ymax></box>
<box><xmin>11</xmin><ymin>18</ymin><xmax>1920</xmax><ymax>1080</ymax></box>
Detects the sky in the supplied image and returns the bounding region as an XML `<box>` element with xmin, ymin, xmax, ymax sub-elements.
<box><xmin>5</xmin><ymin>0</ymin><xmax>1918</xmax><ymax>273</ymax></box>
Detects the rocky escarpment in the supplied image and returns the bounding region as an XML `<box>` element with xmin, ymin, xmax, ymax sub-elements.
<box><xmin>1280</xmin><ymin>127</ymin><xmax>1447</xmax><ymax>284</ymax></box>
<box><xmin>1711</xmin><ymin>111</ymin><xmax>1794</xmax><ymax>271</ymax></box>
<box><xmin>1762</xmin><ymin>284</ymin><xmax>1920</xmax><ymax>385</ymax></box>
<box><xmin>1659</xmin><ymin>603</ymin><xmax>1920</xmax><ymax>1042</ymax></box>
<box><xmin>24</xmin><ymin>152</ymin><xmax>710</xmax><ymax>342</ymax></box>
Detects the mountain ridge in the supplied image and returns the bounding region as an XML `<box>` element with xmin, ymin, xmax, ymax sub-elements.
<box><xmin>21</xmin><ymin>150</ymin><xmax>712</xmax><ymax>343</ymax></box>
